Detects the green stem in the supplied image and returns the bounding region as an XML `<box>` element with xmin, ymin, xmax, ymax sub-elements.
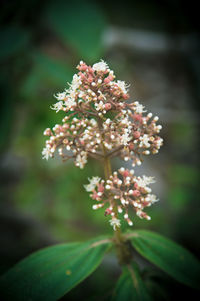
<box><xmin>97</xmin><ymin>116</ymin><xmax>133</xmax><ymax>264</ymax></box>
<box><xmin>102</xmin><ymin>141</ymin><xmax>132</xmax><ymax>265</ymax></box>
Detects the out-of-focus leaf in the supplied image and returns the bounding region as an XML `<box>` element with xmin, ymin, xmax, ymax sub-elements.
<box><xmin>0</xmin><ymin>26</ymin><xmax>30</xmax><ymax>60</ymax></box>
<box><xmin>46</xmin><ymin>0</ymin><xmax>106</xmax><ymax>61</ymax></box>
<box><xmin>112</xmin><ymin>262</ymin><xmax>152</xmax><ymax>301</ymax></box>
<box><xmin>22</xmin><ymin>52</ymin><xmax>74</xmax><ymax>98</ymax></box>
<box><xmin>0</xmin><ymin>236</ymin><xmax>111</xmax><ymax>301</ymax></box>
<box><xmin>167</xmin><ymin>164</ymin><xmax>199</xmax><ymax>185</ymax></box>
<box><xmin>167</xmin><ymin>187</ymin><xmax>190</xmax><ymax>210</ymax></box>
<box><xmin>128</xmin><ymin>230</ymin><xmax>200</xmax><ymax>289</ymax></box>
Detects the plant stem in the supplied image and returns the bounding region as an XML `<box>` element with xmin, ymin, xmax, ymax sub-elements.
<box><xmin>102</xmin><ymin>141</ymin><xmax>133</xmax><ymax>265</ymax></box>
<box><xmin>97</xmin><ymin>116</ymin><xmax>133</xmax><ymax>264</ymax></box>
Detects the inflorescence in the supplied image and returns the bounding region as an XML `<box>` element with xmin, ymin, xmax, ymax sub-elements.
<box><xmin>42</xmin><ymin>60</ymin><xmax>163</xmax><ymax>230</ymax></box>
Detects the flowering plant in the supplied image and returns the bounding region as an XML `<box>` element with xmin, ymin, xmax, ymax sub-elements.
<box><xmin>42</xmin><ymin>60</ymin><xmax>163</xmax><ymax>231</ymax></box>
<box><xmin>1</xmin><ymin>60</ymin><xmax>199</xmax><ymax>301</ymax></box>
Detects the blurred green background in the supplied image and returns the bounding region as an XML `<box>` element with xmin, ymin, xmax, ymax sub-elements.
<box><xmin>0</xmin><ymin>0</ymin><xmax>200</xmax><ymax>300</ymax></box>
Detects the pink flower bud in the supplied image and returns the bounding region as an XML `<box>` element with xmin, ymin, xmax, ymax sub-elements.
<box><xmin>98</xmin><ymin>184</ymin><xmax>104</xmax><ymax>193</ymax></box>
<box><xmin>133</xmin><ymin>114</ymin><xmax>143</xmax><ymax>122</ymax></box>
<box><xmin>133</xmin><ymin>131</ymin><xmax>140</xmax><ymax>139</ymax></box>
<box><xmin>88</xmin><ymin>76</ymin><xmax>93</xmax><ymax>83</ymax></box>
<box><xmin>79</xmin><ymin>72</ymin><xmax>85</xmax><ymax>80</ymax></box>
<box><xmin>105</xmin><ymin>103</ymin><xmax>112</xmax><ymax>110</ymax></box>
<box><xmin>91</xmin><ymin>191</ymin><xmax>98</xmax><ymax>200</ymax></box>
<box><xmin>132</xmin><ymin>190</ymin><xmax>140</xmax><ymax>197</ymax></box>
<box><xmin>104</xmin><ymin>77</ymin><xmax>110</xmax><ymax>84</ymax></box>
<box><xmin>79</xmin><ymin>64</ymin><xmax>87</xmax><ymax>71</ymax></box>
<box><xmin>123</xmin><ymin>170</ymin><xmax>130</xmax><ymax>177</ymax></box>
<box><xmin>88</xmin><ymin>66</ymin><xmax>94</xmax><ymax>73</ymax></box>
<box><xmin>108</xmin><ymin>74</ymin><xmax>114</xmax><ymax>81</ymax></box>
<box><xmin>122</xmin><ymin>94</ymin><xmax>129</xmax><ymax>100</ymax></box>
<box><xmin>104</xmin><ymin>208</ymin><xmax>112</xmax><ymax>216</ymax></box>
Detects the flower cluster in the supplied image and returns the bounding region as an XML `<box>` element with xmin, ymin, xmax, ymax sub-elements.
<box><xmin>42</xmin><ymin>59</ymin><xmax>163</xmax><ymax>230</ymax></box>
<box><xmin>42</xmin><ymin>60</ymin><xmax>163</xmax><ymax>168</ymax></box>
<box><xmin>84</xmin><ymin>168</ymin><xmax>159</xmax><ymax>228</ymax></box>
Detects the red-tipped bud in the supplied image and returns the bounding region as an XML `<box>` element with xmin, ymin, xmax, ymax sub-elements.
<box><xmin>98</xmin><ymin>184</ymin><xmax>104</xmax><ymax>193</ymax></box>
<box><xmin>91</xmin><ymin>191</ymin><xmax>98</xmax><ymax>200</ymax></box>
<box><xmin>104</xmin><ymin>77</ymin><xmax>110</xmax><ymax>84</ymax></box>
<box><xmin>122</xmin><ymin>93</ymin><xmax>129</xmax><ymax>100</ymax></box>
<box><xmin>88</xmin><ymin>66</ymin><xmax>94</xmax><ymax>74</ymax></box>
<box><xmin>105</xmin><ymin>103</ymin><xmax>112</xmax><ymax>110</ymax></box>
<box><xmin>88</xmin><ymin>76</ymin><xmax>93</xmax><ymax>83</ymax></box>
<box><xmin>79</xmin><ymin>64</ymin><xmax>87</xmax><ymax>71</ymax></box>
<box><xmin>133</xmin><ymin>114</ymin><xmax>143</xmax><ymax>122</ymax></box>
<box><xmin>133</xmin><ymin>131</ymin><xmax>141</xmax><ymax>139</ymax></box>
<box><xmin>134</xmin><ymin>183</ymin><xmax>139</xmax><ymax>189</ymax></box>
<box><xmin>123</xmin><ymin>170</ymin><xmax>130</xmax><ymax>177</ymax></box>
<box><xmin>132</xmin><ymin>190</ymin><xmax>140</xmax><ymax>197</ymax></box>
<box><xmin>104</xmin><ymin>208</ymin><xmax>112</xmax><ymax>216</ymax></box>
<box><xmin>79</xmin><ymin>72</ymin><xmax>85</xmax><ymax>80</ymax></box>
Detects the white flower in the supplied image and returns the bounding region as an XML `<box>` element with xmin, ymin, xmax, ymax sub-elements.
<box><xmin>156</xmin><ymin>138</ymin><xmax>163</xmax><ymax>148</ymax></box>
<box><xmin>65</xmin><ymin>98</ymin><xmax>76</xmax><ymax>110</ymax></box>
<box><xmin>64</xmin><ymin>74</ymin><xmax>81</xmax><ymax>101</ymax></box>
<box><xmin>136</xmin><ymin>176</ymin><xmax>155</xmax><ymax>188</ymax></box>
<box><xmin>70</xmin><ymin>74</ymin><xmax>82</xmax><ymax>91</ymax></box>
<box><xmin>109</xmin><ymin>218</ymin><xmax>121</xmax><ymax>231</ymax></box>
<box><xmin>147</xmin><ymin>194</ymin><xmax>159</xmax><ymax>204</ymax></box>
<box><xmin>121</xmin><ymin>132</ymin><xmax>131</xmax><ymax>145</ymax></box>
<box><xmin>93</xmin><ymin>60</ymin><xmax>108</xmax><ymax>72</ymax></box>
<box><xmin>75</xmin><ymin>151</ymin><xmax>87</xmax><ymax>169</ymax></box>
<box><xmin>84</xmin><ymin>176</ymin><xmax>101</xmax><ymax>192</ymax></box>
<box><xmin>54</xmin><ymin>92</ymin><xmax>66</xmax><ymax>100</ymax></box>
<box><xmin>95</xmin><ymin>101</ymin><xmax>105</xmax><ymax>111</ymax></box>
<box><xmin>90</xmin><ymin>176</ymin><xmax>101</xmax><ymax>186</ymax></box>
<box><xmin>84</xmin><ymin>183</ymin><xmax>95</xmax><ymax>192</ymax></box>
<box><xmin>42</xmin><ymin>146</ymin><xmax>52</xmax><ymax>160</ymax></box>
<box><xmin>136</xmin><ymin>210</ymin><xmax>143</xmax><ymax>218</ymax></box>
<box><xmin>116</xmin><ymin>80</ymin><xmax>129</xmax><ymax>94</ymax></box>
<box><xmin>50</xmin><ymin>101</ymin><xmax>64</xmax><ymax>113</ymax></box>
<box><xmin>134</xmin><ymin>101</ymin><xmax>146</xmax><ymax>114</ymax></box>
<box><xmin>90</xmin><ymin>119</ymin><xmax>97</xmax><ymax>127</ymax></box>
<box><xmin>139</xmin><ymin>134</ymin><xmax>150</xmax><ymax>148</ymax></box>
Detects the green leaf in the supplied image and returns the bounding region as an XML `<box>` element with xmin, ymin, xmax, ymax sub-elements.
<box><xmin>0</xmin><ymin>236</ymin><xmax>111</xmax><ymax>301</ymax></box>
<box><xmin>128</xmin><ymin>230</ymin><xmax>200</xmax><ymax>289</ymax></box>
<box><xmin>112</xmin><ymin>263</ymin><xmax>152</xmax><ymax>301</ymax></box>
<box><xmin>46</xmin><ymin>0</ymin><xmax>106</xmax><ymax>62</ymax></box>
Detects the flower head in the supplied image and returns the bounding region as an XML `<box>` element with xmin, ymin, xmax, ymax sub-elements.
<box><xmin>42</xmin><ymin>59</ymin><xmax>163</xmax><ymax>169</ymax></box>
<box><xmin>85</xmin><ymin>168</ymin><xmax>159</xmax><ymax>226</ymax></box>
<box><xmin>42</xmin><ymin>59</ymin><xmax>163</xmax><ymax>228</ymax></box>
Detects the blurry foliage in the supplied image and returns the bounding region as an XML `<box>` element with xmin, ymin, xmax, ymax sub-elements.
<box><xmin>46</xmin><ymin>0</ymin><xmax>106</xmax><ymax>62</ymax></box>
<box><xmin>0</xmin><ymin>0</ymin><xmax>107</xmax><ymax>268</ymax></box>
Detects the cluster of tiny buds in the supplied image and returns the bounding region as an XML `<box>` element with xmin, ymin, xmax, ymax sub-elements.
<box><xmin>42</xmin><ymin>59</ymin><xmax>163</xmax><ymax>169</ymax></box>
<box><xmin>84</xmin><ymin>168</ymin><xmax>159</xmax><ymax>230</ymax></box>
<box><xmin>42</xmin><ymin>59</ymin><xmax>163</xmax><ymax>230</ymax></box>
